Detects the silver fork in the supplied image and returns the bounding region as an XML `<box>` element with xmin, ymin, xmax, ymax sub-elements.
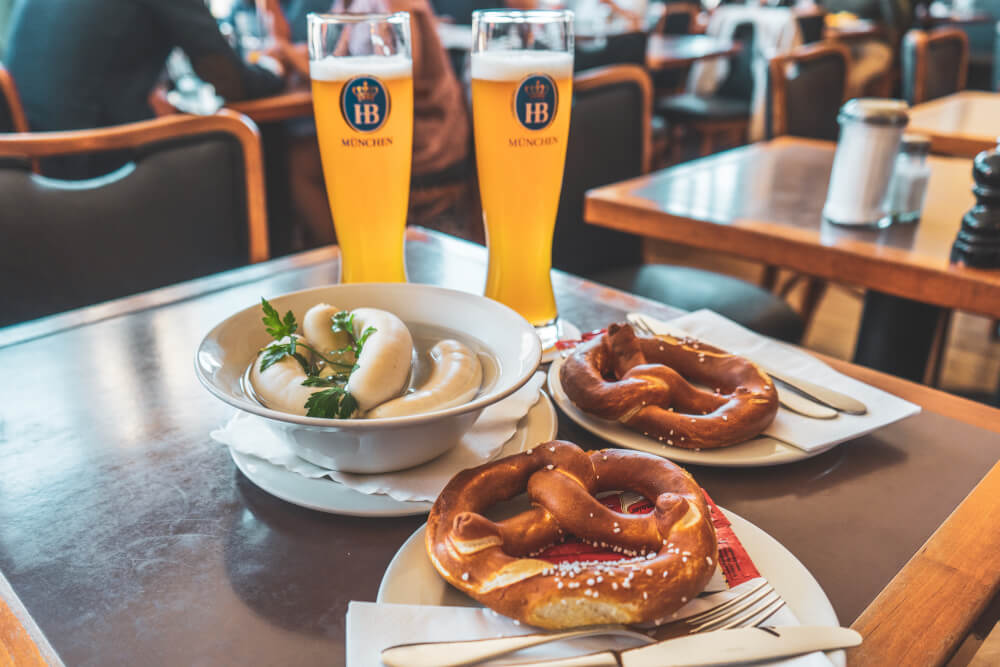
<box><xmin>379</xmin><ymin>580</ymin><xmax>786</xmax><ymax>667</ymax></box>
<box><xmin>629</xmin><ymin>316</ymin><xmax>838</xmax><ymax>420</ymax></box>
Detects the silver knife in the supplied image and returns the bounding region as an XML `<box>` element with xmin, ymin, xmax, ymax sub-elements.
<box><xmin>501</xmin><ymin>626</ymin><xmax>862</xmax><ymax>667</ymax></box>
<box><xmin>380</xmin><ymin>625</ymin><xmax>861</xmax><ymax>667</ymax></box>
<box><xmin>626</xmin><ymin>313</ymin><xmax>867</xmax><ymax>416</ymax></box>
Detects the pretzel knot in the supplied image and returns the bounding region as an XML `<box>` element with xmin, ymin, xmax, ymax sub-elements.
<box><xmin>426</xmin><ymin>441</ymin><xmax>717</xmax><ymax>629</ymax></box>
<box><xmin>560</xmin><ymin>322</ymin><xmax>779</xmax><ymax>449</ymax></box>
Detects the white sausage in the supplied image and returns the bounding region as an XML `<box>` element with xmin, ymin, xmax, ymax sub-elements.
<box><xmin>302</xmin><ymin>303</ymin><xmax>353</xmax><ymax>360</ymax></box>
<box><xmin>346</xmin><ymin>308</ymin><xmax>414</xmax><ymax>413</ymax></box>
<box><xmin>368</xmin><ymin>339</ymin><xmax>482</xmax><ymax>419</ymax></box>
<box><xmin>249</xmin><ymin>336</ymin><xmax>319</xmax><ymax>416</ymax></box>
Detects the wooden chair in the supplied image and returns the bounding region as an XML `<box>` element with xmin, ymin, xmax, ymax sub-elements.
<box><xmin>761</xmin><ymin>42</ymin><xmax>852</xmax><ymax>326</ymax></box>
<box><xmin>0</xmin><ymin>63</ymin><xmax>29</xmax><ymax>133</ymax></box>
<box><xmin>553</xmin><ymin>65</ymin><xmax>804</xmax><ymax>342</ymax></box>
<box><xmin>0</xmin><ymin>110</ymin><xmax>269</xmax><ymax>327</ymax></box>
<box><xmin>901</xmin><ymin>28</ymin><xmax>969</xmax><ymax>105</ymax></box>
<box><xmin>767</xmin><ymin>41</ymin><xmax>851</xmax><ymax>141</ymax></box>
<box><xmin>655</xmin><ymin>20</ymin><xmax>756</xmax><ymax>160</ymax></box>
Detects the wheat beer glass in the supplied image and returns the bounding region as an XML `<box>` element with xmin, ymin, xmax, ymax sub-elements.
<box><xmin>307</xmin><ymin>13</ymin><xmax>413</xmax><ymax>283</ymax></box>
<box><xmin>472</xmin><ymin>10</ymin><xmax>573</xmax><ymax>349</ymax></box>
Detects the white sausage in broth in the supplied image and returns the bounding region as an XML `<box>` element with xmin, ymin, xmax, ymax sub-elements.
<box><xmin>250</xmin><ymin>336</ymin><xmax>317</xmax><ymax>415</ymax></box>
<box><xmin>368</xmin><ymin>339</ymin><xmax>483</xmax><ymax>418</ymax></box>
<box><xmin>302</xmin><ymin>303</ymin><xmax>353</xmax><ymax>360</ymax></box>
<box><xmin>347</xmin><ymin>308</ymin><xmax>414</xmax><ymax>413</ymax></box>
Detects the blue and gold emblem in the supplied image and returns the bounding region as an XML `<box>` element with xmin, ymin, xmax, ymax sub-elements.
<box><xmin>340</xmin><ymin>76</ymin><xmax>390</xmax><ymax>133</ymax></box>
<box><xmin>513</xmin><ymin>74</ymin><xmax>558</xmax><ymax>131</ymax></box>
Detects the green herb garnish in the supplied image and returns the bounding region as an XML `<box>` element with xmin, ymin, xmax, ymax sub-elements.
<box><xmin>304</xmin><ymin>387</ymin><xmax>358</xmax><ymax>419</ymax></box>
<box><xmin>261</xmin><ymin>297</ymin><xmax>297</xmax><ymax>339</ymax></box>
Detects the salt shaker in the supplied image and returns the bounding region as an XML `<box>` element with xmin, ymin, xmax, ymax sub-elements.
<box><xmin>885</xmin><ymin>134</ymin><xmax>932</xmax><ymax>224</ymax></box>
<box><xmin>822</xmin><ymin>99</ymin><xmax>910</xmax><ymax>228</ymax></box>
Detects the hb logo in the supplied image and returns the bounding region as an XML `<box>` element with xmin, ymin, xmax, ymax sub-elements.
<box><xmin>514</xmin><ymin>74</ymin><xmax>558</xmax><ymax>131</ymax></box>
<box><xmin>340</xmin><ymin>76</ymin><xmax>390</xmax><ymax>133</ymax></box>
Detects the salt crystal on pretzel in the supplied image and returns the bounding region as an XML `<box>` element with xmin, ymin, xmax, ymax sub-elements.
<box><xmin>425</xmin><ymin>441</ymin><xmax>717</xmax><ymax>629</ymax></box>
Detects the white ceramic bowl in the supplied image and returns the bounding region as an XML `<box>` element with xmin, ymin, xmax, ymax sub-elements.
<box><xmin>195</xmin><ymin>283</ymin><xmax>541</xmax><ymax>473</ymax></box>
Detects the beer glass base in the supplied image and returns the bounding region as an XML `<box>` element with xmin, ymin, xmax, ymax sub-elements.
<box><xmin>538</xmin><ymin>318</ymin><xmax>581</xmax><ymax>363</ymax></box>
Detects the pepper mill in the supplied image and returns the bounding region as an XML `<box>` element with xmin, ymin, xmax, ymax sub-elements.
<box><xmin>951</xmin><ymin>144</ymin><xmax>1000</xmax><ymax>268</ymax></box>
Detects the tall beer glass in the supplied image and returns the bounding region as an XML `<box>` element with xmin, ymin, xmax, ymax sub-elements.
<box><xmin>472</xmin><ymin>10</ymin><xmax>573</xmax><ymax>349</ymax></box>
<box><xmin>307</xmin><ymin>13</ymin><xmax>413</xmax><ymax>283</ymax></box>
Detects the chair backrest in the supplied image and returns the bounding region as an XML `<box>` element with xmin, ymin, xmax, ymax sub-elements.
<box><xmin>0</xmin><ymin>110</ymin><xmax>269</xmax><ymax>327</ymax></box>
<box><xmin>717</xmin><ymin>21</ymin><xmax>756</xmax><ymax>101</ymax></box>
<box><xmin>795</xmin><ymin>9</ymin><xmax>827</xmax><ymax>44</ymax></box>
<box><xmin>551</xmin><ymin>65</ymin><xmax>651</xmax><ymax>277</ymax></box>
<box><xmin>0</xmin><ymin>63</ymin><xmax>29</xmax><ymax>133</ymax></box>
<box><xmin>575</xmin><ymin>32</ymin><xmax>650</xmax><ymax>72</ymax></box>
<box><xmin>654</xmin><ymin>3</ymin><xmax>701</xmax><ymax>35</ymax></box>
<box><xmin>901</xmin><ymin>28</ymin><xmax>969</xmax><ymax>105</ymax></box>
<box><xmin>767</xmin><ymin>41</ymin><xmax>851</xmax><ymax>141</ymax></box>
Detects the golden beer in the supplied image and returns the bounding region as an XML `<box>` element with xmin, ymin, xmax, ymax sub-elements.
<box><xmin>310</xmin><ymin>55</ymin><xmax>413</xmax><ymax>283</ymax></box>
<box><xmin>472</xmin><ymin>51</ymin><xmax>573</xmax><ymax>327</ymax></box>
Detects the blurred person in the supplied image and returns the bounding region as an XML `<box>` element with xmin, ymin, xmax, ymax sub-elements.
<box><xmin>825</xmin><ymin>0</ymin><xmax>914</xmax><ymax>96</ymax></box>
<box><xmin>4</xmin><ymin>0</ymin><xmax>286</xmax><ymax>175</ymax></box>
<box><xmin>264</xmin><ymin>0</ymin><xmax>472</xmax><ymax>247</ymax></box>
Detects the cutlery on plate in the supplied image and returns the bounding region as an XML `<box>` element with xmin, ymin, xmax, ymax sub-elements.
<box><xmin>498</xmin><ymin>625</ymin><xmax>862</xmax><ymax>667</ymax></box>
<box><xmin>381</xmin><ymin>580</ymin><xmax>789</xmax><ymax>667</ymax></box>
<box><xmin>626</xmin><ymin>313</ymin><xmax>868</xmax><ymax>416</ymax></box>
<box><xmin>382</xmin><ymin>625</ymin><xmax>861</xmax><ymax>667</ymax></box>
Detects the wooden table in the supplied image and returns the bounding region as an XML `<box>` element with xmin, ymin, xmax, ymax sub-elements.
<box><xmin>1</xmin><ymin>228</ymin><xmax>998</xmax><ymax>665</ymax></box>
<box><xmin>908</xmin><ymin>91</ymin><xmax>1000</xmax><ymax>158</ymax></box>
<box><xmin>646</xmin><ymin>34</ymin><xmax>738</xmax><ymax>71</ymax></box>
<box><xmin>585</xmin><ymin>136</ymin><xmax>1000</xmax><ymax>319</ymax></box>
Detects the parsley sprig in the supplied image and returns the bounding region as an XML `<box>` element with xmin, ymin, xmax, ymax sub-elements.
<box><xmin>257</xmin><ymin>299</ymin><xmax>377</xmax><ymax>419</ymax></box>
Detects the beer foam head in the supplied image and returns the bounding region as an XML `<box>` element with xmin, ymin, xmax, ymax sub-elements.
<box><xmin>471</xmin><ymin>50</ymin><xmax>573</xmax><ymax>81</ymax></box>
<box><xmin>310</xmin><ymin>54</ymin><xmax>412</xmax><ymax>81</ymax></box>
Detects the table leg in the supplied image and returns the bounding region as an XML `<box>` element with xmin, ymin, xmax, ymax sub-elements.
<box><xmin>852</xmin><ymin>291</ymin><xmax>945</xmax><ymax>382</ymax></box>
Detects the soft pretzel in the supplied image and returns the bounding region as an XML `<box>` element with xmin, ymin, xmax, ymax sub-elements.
<box><xmin>426</xmin><ymin>441</ymin><xmax>717</xmax><ymax>629</ymax></box>
<box><xmin>559</xmin><ymin>323</ymin><xmax>778</xmax><ymax>450</ymax></box>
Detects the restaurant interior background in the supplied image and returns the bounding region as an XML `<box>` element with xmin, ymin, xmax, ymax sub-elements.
<box><xmin>2</xmin><ymin>0</ymin><xmax>1000</xmax><ymax>665</ymax></box>
<box><xmin>3</xmin><ymin>0</ymin><xmax>998</xmax><ymax>406</ymax></box>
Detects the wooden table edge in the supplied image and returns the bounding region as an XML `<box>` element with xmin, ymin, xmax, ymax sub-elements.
<box><xmin>848</xmin><ymin>459</ymin><xmax>1000</xmax><ymax>665</ymax></box>
<box><xmin>0</xmin><ymin>571</ymin><xmax>63</xmax><ymax>666</ymax></box>
<box><xmin>227</xmin><ymin>90</ymin><xmax>313</xmax><ymax>124</ymax></box>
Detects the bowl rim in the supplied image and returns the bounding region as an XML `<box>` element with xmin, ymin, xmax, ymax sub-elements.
<box><xmin>194</xmin><ymin>282</ymin><xmax>542</xmax><ymax>429</ymax></box>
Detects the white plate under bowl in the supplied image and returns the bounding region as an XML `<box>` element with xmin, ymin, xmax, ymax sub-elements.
<box><xmin>546</xmin><ymin>356</ymin><xmax>837</xmax><ymax>467</ymax></box>
<box><xmin>195</xmin><ymin>282</ymin><xmax>542</xmax><ymax>473</ymax></box>
<box><xmin>377</xmin><ymin>508</ymin><xmax>844</xmax><ymax>666</ymax></box>
<box><xmin>230</xmin><ymin>392</ymin><xmax>558</xmax><ymax>517</ymax></box>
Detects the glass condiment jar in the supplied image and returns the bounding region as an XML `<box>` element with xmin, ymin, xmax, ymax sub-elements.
<box><xmin>884</xmin><ymin>134</ymin><xmax>932</xmax><ymax>224</ymax></box>
<box><xmin>822</xmin><ymin>98</ymin><xmax>910</xmax><ymax>228</ymax></box>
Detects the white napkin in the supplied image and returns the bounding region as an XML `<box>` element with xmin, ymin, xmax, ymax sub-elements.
<box><xmin>347</xmin><ymin>579</ymin><xmax>833</xmax><ymax>666</ymax></box>
<box><xmin>656</xmin><ymin>310</ymin><xmax>920</xmax><ymax>452</ymax></box>
<box><xmin>211</xmin><ymin>372</ymin><xmax>546</xmax><ymax>502</ymax></box>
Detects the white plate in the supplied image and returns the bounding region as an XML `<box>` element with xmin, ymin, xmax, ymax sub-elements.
<box><xmin>546</xmin><ymin>356</ymin><xmax>837</xmax><ymax>467</ymax></box>
<box><xmin>230</xmin><ymin>392</ymin><xmax>559</xmax><ymax>517</ymax></box>
<box><xmin>377</xmin><ymin>508</ymin><xmax>844</xmax><ymax>667</ymax></box>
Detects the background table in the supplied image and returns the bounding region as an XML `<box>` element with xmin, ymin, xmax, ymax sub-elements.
<box><xmin>585</xmin><ymin>136</ymin><xmax>1000</xmax><ymax>318</ymax></box>
<box><xmin>1</xmin><ymin>229</ymin><xmax>998</xmax><ymax>665</ymax></box>
<box><xmin>908</xmin><ymin>91</ymin><xmax>1000</xmax><ymax>158</ymax></box>
<box><xmin>646</xmin><ymin>34</ymin><xmax>738</xmax><ymax>71</ymax></box>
